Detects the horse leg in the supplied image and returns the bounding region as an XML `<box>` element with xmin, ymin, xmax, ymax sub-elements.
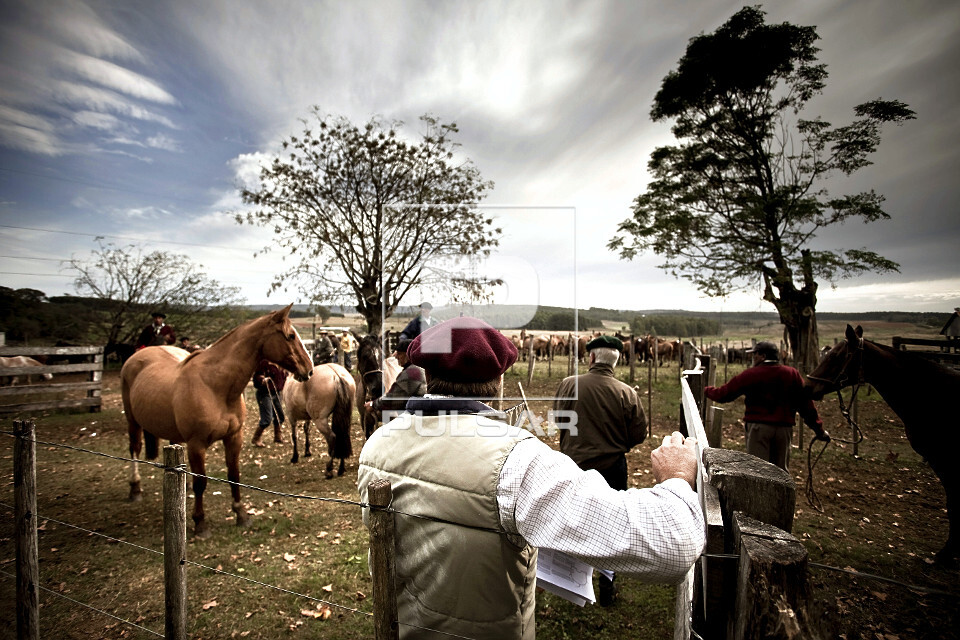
<box><xmin>931</xmin><ymin>462</ymin><xmax>960</xmax><ymax>565</ymax></box>
<box><xmin>304</xmin><ymin>421</ymin><xmax>312</xmax><ymax>458</ymax></box>
<box><xmin>320</xmin><ymin>420</ymin><xmax>335</xmax><ymax>480</ymax></box>
<box><xmin>224</xmin><ymin>430</ymin><xmax>250</xmax><ymax>529</ymax></box>
<box><xmin>186</xmin><ymin>443</ymin><xmax>211</xmax><ymax>539</ymax></box>
<box><xmin>290</xmin><ymin>418</ymin><xmax>300</xmax><ymax>464</ymax></box>
<box><xmin>127</xmin><ymin>422</ymin><xmax>143</xmax><ymax>502</ymax></box>
<box><xmin>338</xmin><ymin>457</ymin><xmax>346</xmax><ymax>477</ymax></box>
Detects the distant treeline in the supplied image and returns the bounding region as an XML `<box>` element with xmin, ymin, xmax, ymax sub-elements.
<box><xmin>630</xmin><ymin>314</ymin><xmax>722</xmax><ymax>337</ymax></box>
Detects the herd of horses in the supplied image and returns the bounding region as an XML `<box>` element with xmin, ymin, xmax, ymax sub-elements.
<box><xmin>511</xmin><ymin>330</ymin><xmax>689</xmax><ymax>366</ymax></box>
<box><xmin>41</xmin><ymin>307</ymin><xmax>950</xmax><ymax>563</ymax></box>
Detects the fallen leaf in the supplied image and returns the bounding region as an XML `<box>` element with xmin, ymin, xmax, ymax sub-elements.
<box><xmin>322</xmin><ymin>584</ymin><xmax>333</xmax><ymax>593</ymax></box>
<box><xmin>871</xmin><ymin>591</ymin><xmax>887</xmax><ymax>601</ymax></box>
<box><xmin>356</xmin><ymin>591</ymin><xmax>367</xmax><ymax>601</ymax></box>
<box><xmin>283</xmin><ymin>553</ymin><xmax>296</xmax><ymax>562</ymax></box>
<box><xmin>202</xmin><ymin>600</ymin><xmax>218</xmax><ymax>610</ymax></box>
<box><xmin>317</xmin><ymin>531</ymin><xmax>328</xmax><ymax>538</ymax></box>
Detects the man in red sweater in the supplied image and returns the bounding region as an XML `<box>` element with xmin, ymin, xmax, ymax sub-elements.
<box><xmin>705</xmin><ymin>341</ymin><xmax>829</xmax><ymax>470</ymax></box>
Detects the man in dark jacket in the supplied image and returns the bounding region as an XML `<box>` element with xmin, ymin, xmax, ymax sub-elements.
<box><xmin>313</xmin><ymin>330</ymin><xmax>335</xmax><ymax>365</ymax></box>
<box><xmin>367</xmin><ymin>337</ymin><xmax>427</xmax><ymax>422</ymax></box>
<box><xmin>704</xmin><ymin>341</ymin><xmax>829</xmax><ymax>470</ymax></box>
<box><xmin>553</xmin><ymin>334</ymin><xmax>647</xmax><ymax>606</ymax></box>
<box><xmin>136</xmin><ymin>311</ymin><xmax>176</xmax><ymax>349</ymax></box>
<box><xmin>399</xmin><ymin>302</ymin><xmax>436</xmax><ymax>340</ymax></box>
<box><xmin>252</xmin><ymin>359</ymin><xmax>287</xmax><ymax>447</ymax></box>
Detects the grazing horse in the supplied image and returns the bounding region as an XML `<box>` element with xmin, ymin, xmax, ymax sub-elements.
<box><xmin>0</xmin><ymin>356</ymin><xmax>53</xmax><ymax>386</ymax></box>
<box><xmin>121</xmin><ymin>305</ymin><xmax>313</xmax><ymax>538</ymax></box>
<box><xmin>807</xmin><ymin>324</ymin><xmax>960</xmax><ymax>565</ymax></box>
<box><xmin>355</xmin><ymin>334</ymin><xmax>384</xmax><ymax>438</ymax></box>
<box><xmin>283</xmin><ymin>363</ymin><xmax>356</xmax><ymax>478</ymax></box>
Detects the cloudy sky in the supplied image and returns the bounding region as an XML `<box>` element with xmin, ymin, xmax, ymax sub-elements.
<box><xmin>1</xmin><ymin>0</ymin><xmax>958</xmax><ymax>317</ymax></box>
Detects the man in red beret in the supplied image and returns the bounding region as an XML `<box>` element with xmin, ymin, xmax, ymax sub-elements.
<box><xmin>553</xmin><ymin>333</ymin><xmax>647</xmax><ymax>606</ymax></box>
<box><xmin>357</xmin><ymin>317</ymin><xmax>705</xmax><ymax>639</ymax></box>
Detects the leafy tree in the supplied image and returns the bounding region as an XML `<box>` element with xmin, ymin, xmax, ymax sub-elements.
<box><xmin>63</xmin><ymin>240</ymin><xmax>246</xmax><ymax>348</ymax></box>
<box><xmin>609</xmin><ymin>6</ymin><xmax>914</xmax><ymax>371</ymax></box>
<box><xmin>236</xmin><ymin>109</ymin><xmax>500</xmax><ymax>335</ymax></box>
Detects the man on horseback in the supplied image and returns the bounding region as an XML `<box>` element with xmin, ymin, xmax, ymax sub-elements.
<box><xmin>358</xmin><ymin>317</ymin><xmax>704</xmax><ymax>639</ymax></box>
<box><xmin>135</xmin><ymin>311</ymin><xmax>176</xmax><ymax>350</ymax></box>
<box><xmin>705</xmin><ymin>340</ymin><xmax>829</xmax><ymax>470</ymax></box>
<box><xmin>252</xmin><ymin>359</ymin><xmax>287</xmax><ymax>447</ymax></box>
<box><xmin>399</xmin><ymin>301</ymin><xmax>436</xmax><ymax>340</ymax></box>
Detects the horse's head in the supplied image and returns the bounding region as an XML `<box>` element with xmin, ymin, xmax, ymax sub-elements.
<box><xmin>261</xmin><ymin>304</ymin><xmax>314</xmax><ymax>382</ymax></box>
<box><xmin>806</xmin><ymin>324</ymin><xmax>864</xmax><ymax>400</ymax></box>
<box><xmin>357</xmin><ymin>335</ymin><xmax>384</xmax><ymax>398</ymax></box>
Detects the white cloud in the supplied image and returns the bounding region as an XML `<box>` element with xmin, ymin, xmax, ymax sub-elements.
<box><xmin>145</xmin><ymin>133</ymin><xmax>181</xmax><ymax>152</ymax></box>
<box><xmin>72</xmin><ymin>110</ymin><xmax>122</xmax><ymax>131</ymax></box>
<box><xmin>57</xmin><ymin>50</ymin><xmax>177</xmax><ymax>105</ymax></box>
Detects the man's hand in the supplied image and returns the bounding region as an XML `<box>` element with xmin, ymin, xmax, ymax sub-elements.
<box><xmin>814</xmin><ymin>429</ymin><xmax>831</xmax><ymax>443</ymax></box>
<box><xmin>651</xmin><ymin>431</ymin><xmax>698</xmax><ymax>490</ymax></box>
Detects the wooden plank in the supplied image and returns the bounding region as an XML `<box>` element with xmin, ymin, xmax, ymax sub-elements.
<box><xmin>0</xmin><ymin>382</ymin><xmax>103</xmax><ymax>397</ymax></box>
<box><xmin>0</xmin><ymin>397</ymin><xmax>102</xmax><ymax>414</ymax></box>
<box><xmin>0</xmin><ymin>346</ymin><xmax>103</xmax><ymax>356</ymax></box>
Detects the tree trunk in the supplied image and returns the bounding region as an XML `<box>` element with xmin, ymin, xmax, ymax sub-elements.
<box><xmin>762</xmin><ymin>251</ymin><xmax>820</xmax><ymax>375</ymax></box>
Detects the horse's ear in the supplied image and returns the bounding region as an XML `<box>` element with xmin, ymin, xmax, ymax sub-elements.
<box><xmin>854</xmin><ymin>325</ymin><xmax>863</xmax><ymax>339</ymax></box>
<box><xmin>272</xmin><ymin>303</ymin><xmax>294</xmax><ymax>321</ymax></box>
<box><xmin>846</xmin><ymin>325</ymin><xmax>863</xmax><ymax>344</ymax></box>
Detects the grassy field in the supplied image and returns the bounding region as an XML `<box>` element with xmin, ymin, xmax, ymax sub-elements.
<box><xmin>0</xmin><ymin>320</ymin><xmax>957</xmax><ymax>639</ymax></box>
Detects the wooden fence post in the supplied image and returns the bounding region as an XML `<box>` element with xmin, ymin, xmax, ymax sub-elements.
<box><xmin>163</xmin><ymin>445</ymin><xmax>187</xmax><ymax>640</ymax></box>
<box><xmin>731</xmin><ymin>513</ymin><xmax>822</xmax><ymax>640</ymax></box>
<box><xmin>547</xmin><ymin>334</ymin><xmax>553</xmax><ymax>377</ymax></box>
<box><xmin>526</xmin><ymin>340</ymin><xmax>535</xmax><ymax>387</ymax></box>
<box><xmin>14</xmin><ymin>418</ymin><xmax>39</xmax><ymax>640</ymax></box>
<box><xmin>368</xmin><ymin>479</ymin><xmax>399</xmax><ymax>640</ymax></box>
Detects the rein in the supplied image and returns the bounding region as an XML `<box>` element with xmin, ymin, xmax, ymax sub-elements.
<box><xmin>804</xmin><ymin>338</ymin><xmax>866</xmax><ymax>511</ymax></box>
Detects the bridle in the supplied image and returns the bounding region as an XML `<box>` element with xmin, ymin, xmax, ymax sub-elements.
<box><xmin>804</xmin><ymin>337</ymin><xmax>866</xmax><ymax>511</ymax></box>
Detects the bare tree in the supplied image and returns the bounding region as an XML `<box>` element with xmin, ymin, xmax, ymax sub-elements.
<box><xmin>63</xmin><ymin>240</ymin><xmax>246</xmax><ymax>348</ymax></box>
<box><xmin>235</xmin><ymin>109</ymin><xmax>500</xmax><ymax>335</ymax></box>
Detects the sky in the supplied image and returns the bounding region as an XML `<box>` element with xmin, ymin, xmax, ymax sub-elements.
<box><xmin>1</xmin><ymin>0</ymin><xmax>958</xmax><ymax>318</ymax></box>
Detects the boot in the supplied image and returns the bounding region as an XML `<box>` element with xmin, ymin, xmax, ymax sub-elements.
<box><xmin>273</xmin><ymin>422</ymin><xmax>284</xmax><ymax>444</ymax></box>
<box><xmin>252</xmin><ymin>425</ymin><xmax>267</xmax><ymax>447</ymax></box>
<box><xmin>598</xmin><ymin>574</ymin><xmax>618</xmax><ymax>607</ymax></box>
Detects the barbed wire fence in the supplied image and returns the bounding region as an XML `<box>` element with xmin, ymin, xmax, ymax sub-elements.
<box><xmin>3</xmin><ymin>418</ymin><xmax>956</xmax><ymax>640</ymax></box>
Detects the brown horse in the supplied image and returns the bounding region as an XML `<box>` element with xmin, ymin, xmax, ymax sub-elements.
<box><xmin>283</xmin><ymin>363</ymin><xmax>356</xmax><ymax>478</ymax></box>
<box><xmin>807</xmin><ymin>324</ymin><xmax>960</xmax><ymax>565</ymax></box>
<box><xmin>121</xmin><ymin>305</ymin><xmax>313</xmax><ymax>538</ymax></box>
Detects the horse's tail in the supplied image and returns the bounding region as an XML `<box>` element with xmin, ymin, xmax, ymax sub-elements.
<box><xmin>331</xmin><ymin>374</ymin><xmax>353</xmax><ymax>459</ymax></box>
<box><xmin>144</xmin><ymin>431</ymin><xmax>159</xmax><ymax>460</ymax></box>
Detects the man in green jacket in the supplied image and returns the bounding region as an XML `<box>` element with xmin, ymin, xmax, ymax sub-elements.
<box><xmin>554</xmin><ymin>334</ymin><xmax>647</xmax><ymax>605</ymax></box>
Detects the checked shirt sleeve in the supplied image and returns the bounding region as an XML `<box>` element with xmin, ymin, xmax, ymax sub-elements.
<box><xmin>498</xmin><ymin>438</ymin><xmax>705</xmax><ymax>584</ymax></box>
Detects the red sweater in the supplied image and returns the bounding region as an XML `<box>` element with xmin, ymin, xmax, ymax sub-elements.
<box><xmin>705</xmin><ymin>362</ymin><xmax>823</xmax><ymax>433</ymax></box>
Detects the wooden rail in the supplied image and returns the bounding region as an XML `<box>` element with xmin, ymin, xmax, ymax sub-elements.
<box><xmin>0</xmin><ymin>346</ymin><xmax>104</xmax><ymax>414</ymax></box>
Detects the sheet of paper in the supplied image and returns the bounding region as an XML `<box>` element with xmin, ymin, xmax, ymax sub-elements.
<box><xmin>536</xmin><ymin>548</ymin><xmax>596</xmax><ymax>607</ymax></box>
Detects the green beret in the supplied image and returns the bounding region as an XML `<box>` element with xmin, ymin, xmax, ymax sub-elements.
<box><xmin>586</xmin><ymin>335</ymin><xmax>623</xmax><ymax>352</ymax></box>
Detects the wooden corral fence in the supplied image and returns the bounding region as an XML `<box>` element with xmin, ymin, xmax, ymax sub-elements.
<box><xmin>0</xmin><ymin>346</ymin><xmax>104</xmax><ymax>414</ymax></box>
<box><xmin>675</xmin><ymin>358</ymin><xmax>825</xmax><ymax>639</ymax></box>
<box><xmin>891</xmin><ymin>335</ymin><xmax>960</xmax><ymax>370</ymax></box>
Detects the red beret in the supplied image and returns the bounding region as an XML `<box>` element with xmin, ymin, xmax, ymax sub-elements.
<box><xmin>407</xmin><ymin>317</ymin><xmax>518</xmax><ymax>382</ymax></box>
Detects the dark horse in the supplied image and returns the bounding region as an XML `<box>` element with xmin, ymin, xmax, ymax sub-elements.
<box><xmin>121</xmin><ymin>305</ymin><xmax>313</xmax><ymax>538</ymax></box>
<box><xmin>807</xmin><ymin>324</ymin><xmax>960</xmax><ymax>565</ymax></box>
<box><xmin>355</xmin><ymin>334</ymin><xmax>384</xmax><ymax>438</ymax></box>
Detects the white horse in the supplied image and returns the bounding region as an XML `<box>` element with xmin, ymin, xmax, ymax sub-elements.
<box><xmin>0</xmin><ymin>356</ymin><xmax>53</xmax><ymax>386</ymax></box>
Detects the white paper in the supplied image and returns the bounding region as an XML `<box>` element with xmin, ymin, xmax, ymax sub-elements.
<box><xmin>536</xmin><ymin>548</ymin><xmax>596</xmax><ymax>607</ymax></box>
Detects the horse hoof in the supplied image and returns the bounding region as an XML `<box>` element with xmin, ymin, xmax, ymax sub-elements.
<box><xmin>194</xmin><ymin>525</ymin><xmax>212</xmax><ymax>540</ymax></box>
<box><xmin>304</xmin><ymin>451</ymin><xmax>312</xmax><ymax>458</ymax></box>
<box><xmin>128</xmin><ymin>492</ymin><xmax>142</xmax><ymax>503</ymax></box>
<box><xmin>291</xmin><ymin>456</ymin><xmax>299</xmax><ymax>464</ymax></box>
<box><xmin>236</xmin><ymin>514</ymin><xmax>252</xmax><ymax>529</ymax></box>
<box><xmin>128</xmin><ymin>482</ymin><xmax>142</xmax><ymax>502</ymax></box>
<box><xmin>324</xmin><ymin>471</ymin><xmax>334</xmax><ymax>480</ymax></box>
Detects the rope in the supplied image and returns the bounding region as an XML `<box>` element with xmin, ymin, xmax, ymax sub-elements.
<box><xmin>0</xmin><ymin>569</ymin><xmax>164</xmax><ymax>637</ymax></box>
<box><xmin>804</xmin><ymin>439</ymin><xmax>829</xmax><ymax>512</ymax></box>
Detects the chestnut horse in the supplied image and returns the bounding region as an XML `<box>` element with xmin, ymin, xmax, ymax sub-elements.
<box><xmin>121</xmin><ymin>305</ymin><xmax>313</xmax><ymax>538</ymax></box>
<box><xmin>283</xmin><ymin>363</ymin><xmax>356</xmax><ymax>478</ymax></box>
<box><xmin>807</xmin><ymin>324</ymin><xmax>960</xmax><ymax>565</ymax></box>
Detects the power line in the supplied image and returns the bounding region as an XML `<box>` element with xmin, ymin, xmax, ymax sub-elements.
<box><xmin>0</xmin><ymin>223</ymin><xmax>259</xmax><ymax>252</ymax></box>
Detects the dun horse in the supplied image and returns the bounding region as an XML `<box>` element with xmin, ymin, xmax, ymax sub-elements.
<box><xmin>283</xmin><ymin>363</ymin><xmax>356</xmax><ymax>478</ymax></box>
<box><xmin>356</xmin><ymin>334</ymin><xmax>384</xmax><ymax>438</ymax></box>
<box><xmin>121</xmin><ymin>305</ymin><xmax>313</xmax><ymax>538</ymax></box>
<box><xmin>807</xmin><ymin>324</ymin><xmax>960</xmax><ymax>565</ymax></box>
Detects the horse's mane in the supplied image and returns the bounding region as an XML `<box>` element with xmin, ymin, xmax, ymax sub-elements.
<box><xmin>869</xmin><ymin>339</ymin><xmax>960</xmax><ymax>375</ymax></box>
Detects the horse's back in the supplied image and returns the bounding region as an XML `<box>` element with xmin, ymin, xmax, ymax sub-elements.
<box><xmin>301</xmin><ymin>364</ymin><xmax>356</xmax><ymax>419</ymax></box>
<box><xmin>122</xmin><ymin>347</ymin><xmax>189</xmax><ymax>438</ymax></box>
